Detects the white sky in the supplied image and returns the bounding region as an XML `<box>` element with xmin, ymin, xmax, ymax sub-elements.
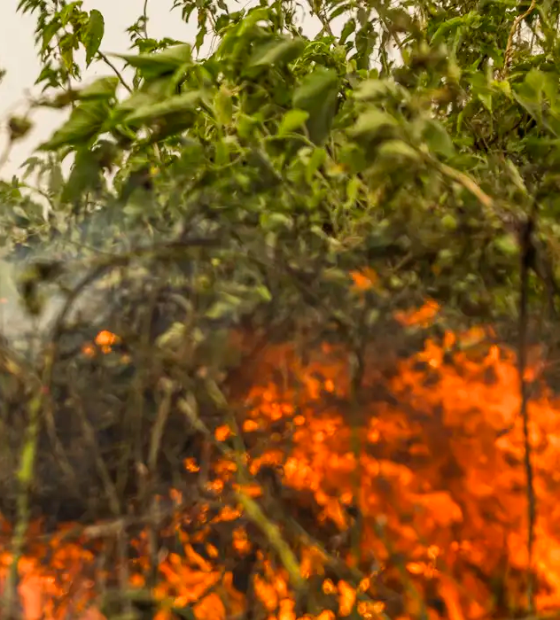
<box><xmin>1</xmin><ymin>0</ymin><xmax>323</xmax><ymax>180</ymax></box>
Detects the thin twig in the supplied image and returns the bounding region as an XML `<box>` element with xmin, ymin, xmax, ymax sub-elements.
<box><xmin>99</xmin><ymin>52</ymin><xmax>133</xmax><ymax>93</ymax></box>
<box><xmin>500</xmin><ymin>0</ymin><xmax>538</xmax><ymax>80</ymax></box>
<box><xmin>2</xmin><ymin>356</ymin><xmax>54</xmax><ymax>618</ymax></box>
<box><xmin>49</xmin><ymin>236</ymin><xmax>219</xmax><ymax>343</ymax></box>
<box><xmin>142</xmin><ymin>0</ymin><xmax>150</xmax><ymax>40</ymax></box>
<box><xmin>145</xmin><ymin>378</ymin><xmax>174</xmax><ymax>586</ymax></box>
<box><xmin>435</xmin><ymin>160</ymin><xmax>495</xmax><ymax>213</ymax></box>
<box><xmin>0</xmin><ymin>494</ymin><xmax>203</xmax><ymax>549</ymax></box>
<box><xmin>306</xmin><ymin>0</ymin><xmax>334</xmax><ymax>37</ymax></box>
<box><xmin>177</xmin><ymin>393</ymin><xmax>306</xmax><ymax>594</ymax></box>
<box><xmin>71</xmin><ymin>387</ymin><xmax>121</xmax><ymax>516</ymax></box>
<box><xmin>117</xmin><ymin>527</ymin><xmax>133</xmax><ymax>618</ymax></box>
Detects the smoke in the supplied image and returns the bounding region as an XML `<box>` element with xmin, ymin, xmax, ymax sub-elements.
<box><xmin>0</xmin><ymin>258</ymin><xmax>65</xmax><ymax>345</ymax></box>
<box><xmin>0</xmin><ymin>204</ymin><xmax>151</xmax><ymax>353</ymax></box>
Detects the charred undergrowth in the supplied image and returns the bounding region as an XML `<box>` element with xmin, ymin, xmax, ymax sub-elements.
<box><xmin>0</xmin><ymin>265</ymin><xmax>535</xmax><ymax>528</ymax></box>
<box><xmin>0</xmin><ymin>243</ymin><xmax>437</xmax><ymax>528</ymax></box>
<box><xmin>0</xmin><ymin>237</ymin><xmax>556</xmax><ymax>620</ymax></box>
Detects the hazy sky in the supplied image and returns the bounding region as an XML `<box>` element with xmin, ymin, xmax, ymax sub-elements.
<box><xmin>2</xmin><ymin>0</ymin><xmax>311</xmax><ymax>179</ymax></box>
<box><xmin>0</xmin><ymin>1</ymin><xmax>332</xmax><ymax>181</ymax></box>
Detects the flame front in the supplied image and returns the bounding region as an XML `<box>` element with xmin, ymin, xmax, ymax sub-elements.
<box><xmin>3</xmin><ymin>307</ymin><xmax>560</xmax><ymax>620</ymax></box>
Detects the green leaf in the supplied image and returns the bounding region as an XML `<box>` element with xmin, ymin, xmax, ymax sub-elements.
<box><xmin>214</xmin><ymin>87</ymin><xmax>233</xmax><ymax>125</ymax></box>
<box><xmin>494</xmin><ymin>234</ymin><xmax>519</xmax><ymax>257</ymax></box>
<box><xmin>354</xmin><ymin>79</ymin><xmax>393</xmax><ymax>101</ymax></box>
<box><xmin>349</xmin><ymin>108</ymin><xmax>398</xmax><ymax>139</ymax></box>
<box><xmin>60</xmin><ymin>1</ymin><xmax>82</xmax><ymax>26</ymax></box>
<box><xmin>306</xmin><ymin>147</ymin><xmax>326</xmax><ymax>183</ymax></box>
<box><xmin>83</xmin><ymin>9</ymin><xmax>104</xmax><ymax>66</ymax></box>
<box><xmin>40</xmin><ymin>101</ymin><xmax>108</xmax><ymax>150</ymax></box>
<box><xmin>254</xmin><ymin>285</ymin><xmax>272</xmax><ymax>302</ymax></box>
<box><xmin>61</xmin><ymin>148</ymin><xmax>100</xmax><ymax>203</ymax></box>
<box><xmin>345</xmin><ymin>176</ymin><xmax>360</xmax><ymax>205</ymax></box>
<box><xmin>206</xmin><ymin>296</ymin><xmax>242</xmax><ymax>320</ymax></box>
<box><xmin>340</xmin><ymin>18</ymin><xmax>356</xmax><ymax>45</ymax></box>
<box><xmin>248</xmin><ymin>36</ymin><xmax>306</xmax><ymax>68</ymax></box>
<box><xmin>124</xmin><ymin>91</ymin><xmax>201</xmax><ymax>125</ymax></box>
<box><xmin>59</xmin><ymin>32</ymin><xmax>77</xmax><ymax>72</ymax></box>
<box><xmin>78</xmin><ymin>77</ymin><xmax>119</xmax><ymax>100</ymax></box>
<box><xmin>525</xmin><ymin>69</ymin><xmax>550</xmax><ymax>99</ymax></box>
<box><xmin>115</xmin><ymin>92</ymin><xmax>156</xmax><ymax>115</ymax></box>
<box><xmin>260</xmin><ymin>212</ymin><xmax>293</xmax><ymax>231</ymax></box>
<box><xmin>377</xmin><ymin>140</ymin><xmax>419</xmax><ymax>161</ymax></box>
<box><xmin>505</xmin><ymin>159</ymin><xmax>528</xmax><ymax>194</ymax></box>
<box><xmin>293</xmin><ymin>67</ymin><xmax>339</xmax><ymax>110</ymax></box>
<box><xmin>112</xmin><ymin>44</ymin><xmax>193</xmax><ymax>79</ymax></box>
<box><xmin>441</xmin><ymin>214</ymin><xmax>458</xmax><ymax>231</ymax></box>
<box><xmin>293</xmin><ymin>68</ymin><xmax>339</xmax><ymax>144</ymax></box>
<box><xmin>41</xmin><ymin>18</ymin><xmax>61</xmax><ymax>53</ymax></box>
<box><xmin>237</xmin><ymin>6</ymin><xmax>271</xmax><ymax>36</ymax></box>
<box><xmin>422</xmin><ymin>119</ymin><xmax>455</xmax><ymax>158</ymax></box>
<box><xmin>513</xmin><ymin>69</ymin><xmax>552</xmax><ymax>125</ymax></box>
<box><xmin>430</xmin><ymin>14</ymin><xmax>470</xmax><ymax>46</ymax></box>
<box><xmin>246</xmin><ymin>148</ymin><xmax>282</xmax><ymax>186</ymax></box>
<box><xmin>478</xmin><ymin>92</ymin><xmax>492</xmax><ymax>113</ymax></box>
<box><xmin>156</xmin><ymin>322</ymin><xmax>187</xmax><ymax>349</ymax></box>
<box><xmin>278</xmin><ymin>109</ymin><xmax>309</xmax><ymax>137</ymax></box>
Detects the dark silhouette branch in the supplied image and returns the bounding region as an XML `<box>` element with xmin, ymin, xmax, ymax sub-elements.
<box><xmin>518</xmin><ymin>210</ymin><xmax>537</xmax><ymax>614</ymax></box>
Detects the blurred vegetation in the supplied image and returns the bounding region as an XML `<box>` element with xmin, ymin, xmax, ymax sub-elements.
<box><xmin>1</xmin><ymin>0</ymin><xmax>560</xmax><ymax>617</ymax></box>
<box><xmin>6</xmin><ymin>0</ymin><xmax>560</xmax><ymax>331</ymax></box>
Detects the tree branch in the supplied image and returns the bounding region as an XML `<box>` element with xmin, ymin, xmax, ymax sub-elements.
<box><xmin>518</xmin><ymin>212</ymin><xmax>537</xmax><ymax>614</ymax></box>
<box><xmin>500</xmin><ymin>0</ymin><xmax>538</xmax><ymax>80</ymax></box>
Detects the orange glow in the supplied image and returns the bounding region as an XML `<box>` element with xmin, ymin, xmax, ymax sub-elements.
<box><xmin>350</xmin><ymin>268</ymin><xmax>379</xmax><ymax>291</ymax></box>
<box><xmin>81</xmin><ymin>330</ymin><xmax>121</xmax><ymax>357</ymax></box>
<box><xmin>94</xmin><ymin>330</ymin><xmax>119</xmax><ymax>347</ymax></box>
<box><xmin>339</xmin><ymin>580</ymin><xmax>357</xmax><ymax>616</ymax></box>
<box><xmin>232</xmin><ymin>527</ymin><xmax>252</xmax><ymax>555</ymax></box>
<box><xmin>7</xmin><ymin>308</ymin><xmax>560</xmax><ymax>620</ymax></box>
<box><xmin>395</xmin><ymin>299</ymin><xmax>440</xmax><ymax>327</ymax></box>
<box><xmin>215</xmin><ymin>425</ymin><xmax>232</xmax><ymax>442</ymax></box>
<box><xmin>81</xmin><ymin>343</ymin><xmax>96</xmax><ymax>358</ymax></box>
<box><xmin>184</xmin><ymin>457</ymin><xmax>200</xmax><ymax>473</ymax></box>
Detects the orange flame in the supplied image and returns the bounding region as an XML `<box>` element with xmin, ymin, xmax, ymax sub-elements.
<box><xmin>81</xmin><ymin>330</ymin><xmax>121</xmax><ymax>357</ymax></box>
<box><xmin>7</xmin><ymin>309</ymin><xmax>560</xmax><ymax>620</ymax></box>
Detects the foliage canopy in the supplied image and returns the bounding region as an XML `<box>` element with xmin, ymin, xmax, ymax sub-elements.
<box><xmin>5</xmin><ymin>0</ymin><xmax>560</xmax><ymax>332</ymax></box>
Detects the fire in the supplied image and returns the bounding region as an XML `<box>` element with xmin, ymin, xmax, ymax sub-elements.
<box><xmin>395</xmin><ymin>299</ymin><xmax>440</xmax><ymax>327</ymax></box>
<box><xmin>4</xmin><ymin>305</ymin><xmax>560</xmax><ymax>620</ymax></box>
<box><xmin>350</xmin><ymin>269</ymin><xmax>379</xmax><ymax>292</ymax></box>
<box><xmin>81</xmin><ymin>330</ymin><xmax>121</xmax><ymax>357</ymax></box>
